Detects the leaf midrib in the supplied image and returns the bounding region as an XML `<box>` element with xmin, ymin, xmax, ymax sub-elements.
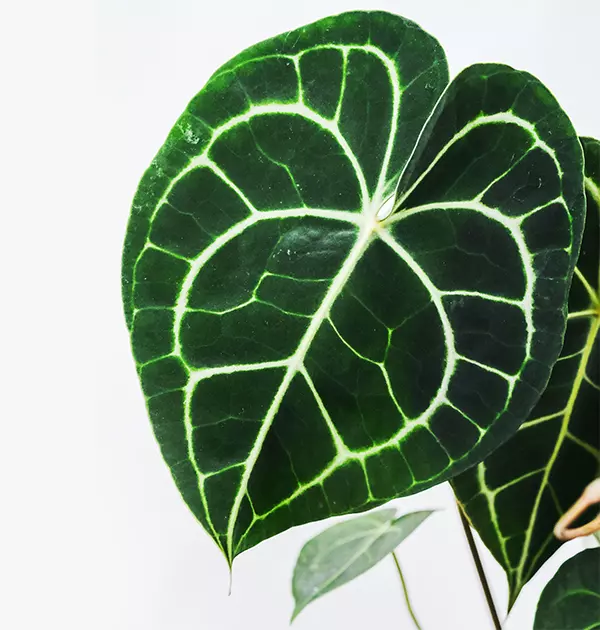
<box><xmin>226</xmin><ymin>219</ymin><xmax>378</xmax><ymax>559</ymax></box>
<box><xmin>216</xmin><ymin>44</ymin><xmax>402</xmax><ymax>558</ymax></box>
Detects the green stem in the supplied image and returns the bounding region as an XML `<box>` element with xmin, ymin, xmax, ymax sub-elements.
<box><xmin>391</xmin><ymin>551</ymin><xmax>423</xmax><ymax>630</ymax></box>
<box><xmin>458</xmin><ymin>504</ymin><xmax>502</xmax><ymax>630</ymax></box>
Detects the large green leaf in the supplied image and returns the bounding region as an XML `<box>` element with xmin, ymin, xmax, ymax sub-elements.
<box><xmin>122</xmin><ymin>10</ymin><xmax>585</xmax><ymax>562</ymax></box>
<box><xmin>534</xmin><ymin>548</ymin><xmax>600</xmax><ymax>629</ymax></box>
<box><xmin>452</xmin><ymin>136</ymin><xmax>600</xmax><ymax>606</ymax></box>
<box><xmin>291</xmin><ymin>509</ymin><xmax>432</xmax><ymax>621</ymax></box>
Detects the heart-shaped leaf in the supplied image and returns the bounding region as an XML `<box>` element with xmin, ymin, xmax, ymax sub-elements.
<box><xmin>534</xmin><ymin>548</ymin><xmax>600</xmax><ymax>629</ymax></box>
<box><xmin>291</xmin><ymin>509</ymin><xmax>433</xmax><ymax>621</ymax></box>
<box><xmin>452</xmin><ymin>136</ymin><xmax>600</xmax><ymax>607</ymax></box>
<box><xmin>122</xmin><ymin>10</ymin><xmax>585</xmax><ymax>562</ymax></box>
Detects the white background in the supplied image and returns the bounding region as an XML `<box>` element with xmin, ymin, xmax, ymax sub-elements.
<box><xmin>2</xmin><ymin>1</ymin><xmax>598</xmax><ymax>629</ymax></box>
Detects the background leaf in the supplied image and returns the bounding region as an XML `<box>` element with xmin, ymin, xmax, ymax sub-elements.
<box><xmin>534</xmin><ymin>548</ymin><xmax>600</xmax><ymax>629</ymax></box>
<box><xmin>122</xmin><ymin>10</ymin><xmax>585</xmax><ymax>562</ymax></box>
<box><xmin>291</xmin><ymin>509</ymin><xmax>433</xmax><ymax>621</ymax></box>
<box><xmin>452</xmin><ymin>136</ymin><xmax>600</xmax><ymax>606</ymax></box>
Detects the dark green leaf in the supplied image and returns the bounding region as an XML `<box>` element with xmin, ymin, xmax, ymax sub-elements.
<box><xmin>291</xmin><ymin>509</ymin><xmax>433</xmax><ymax>621</ymax></box>
<box><xmin>534</xmin><ymin>548</ymin><xmax>600</xmax><ymax>629</ymax></box>
<box><xmin>122</xmin><ymin>10</ymin><xmax>585</xmax><ymax>562</ymax></box>
<box><xmin>452</xmin><ymin>136</ymin><xmax>600</xmax><ymax>606</ymax></box>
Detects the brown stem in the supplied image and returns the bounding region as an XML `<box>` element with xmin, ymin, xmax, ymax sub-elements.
<box><xmin>457</xmin><ymin>503</ymin><xmax>502</xmax><ymax>630</ymax></box>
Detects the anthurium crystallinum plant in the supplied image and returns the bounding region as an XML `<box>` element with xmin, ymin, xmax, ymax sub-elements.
<box><xmin>121</xmin><ymin>9</ymin><xmax>599</xmax><ymax>629</ymax></box>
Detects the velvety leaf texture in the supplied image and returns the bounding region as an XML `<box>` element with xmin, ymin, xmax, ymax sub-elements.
<box><xmin>291</xmin><ymin>509</ymin><xmax>433</xmax><ymax>620</ymax></box>
<box><xmin>453</xmin><ymin>136</ymin><xmax>600</xmax><ymax>606</ymax></box>
<box><xmin>122</xmin><ymin>10</ymin><xmax>585</xmax><ymax>562</ymax></box>
<box><xmin>534</xmin><ymin>549</ymin><xmax>600</xmax><ymax>630</ymax></box>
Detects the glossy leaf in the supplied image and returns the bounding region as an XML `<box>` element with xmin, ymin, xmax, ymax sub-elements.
<box><xmin>534</xmin><ymin>548</ymin><xmax>600</xmax><ymax>629</ymax></box>
<box><xmin>122</xmin><ymin>10</ymin><xmax>585</xmax><ymax>562</ymax></box>
<box><xmin>291</xmin><ymin>508</ymin><xmax>433</xmax><ymax>621</ymax></box>
<box><xmin>453</xmin><ymin>136</ymin><xmax>600</xmax><ymax>606</ymax></box>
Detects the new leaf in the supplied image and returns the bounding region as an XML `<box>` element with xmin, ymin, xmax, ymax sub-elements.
<box><xmin>291</xmin><ymin>509</ymin><xmax>433</xmax><ymax>621</ymax></box>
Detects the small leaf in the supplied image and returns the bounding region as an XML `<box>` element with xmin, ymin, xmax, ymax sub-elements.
<box><xmin>534</xmin><ymin>548</ymin><xmax>600</xmax><ymax>629</ymax></box>
<box><xmin>122</xmin><ymin>10</ymin><xmax>585</xmax><ymax>562</ymax></box>
<box><xmin>291</xmin><ymin>509</ymin><xmax>433</xmax><ymax>621</ymax></box>
<box><xmin>452</xmin><ymin>136</ymin><xmax>600</xmax><ymax>607</ymax></box>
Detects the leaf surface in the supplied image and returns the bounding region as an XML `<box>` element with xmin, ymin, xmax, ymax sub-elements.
<box><xmin>291</xmin><ymin>509</ymin><xmax>432</xmax><ymax>620</ymax></box>
<box><xmin>534</xmin><ymin>548</ymin><xmax>600</xmax><ymax>630</ymax></box>
<box><xmin>452</xmin><ymin>136</ymin><xmax>600</xmax><ymax>606</ymax></box>
<box><xmin>122</xmin><ymin>10</ymin><xmax>585</xmax><ymax>561</ymax></box>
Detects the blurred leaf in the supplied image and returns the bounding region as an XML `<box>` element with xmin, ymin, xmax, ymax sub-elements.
<box><xmin>534</xmin><ymin>548</ymin><xmax>600</xmax><ymax>629</ymax></box>
<box><xmin>291</xmin><ymin>509</ymin><xmax>433</xmax><ymax>620</ymax></box>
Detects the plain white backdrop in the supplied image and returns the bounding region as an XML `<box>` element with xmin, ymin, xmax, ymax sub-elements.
<box><xmin>2</xmin><ymin>1</ymin><xmax>598</xmax><ymax>629</ymax></box>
